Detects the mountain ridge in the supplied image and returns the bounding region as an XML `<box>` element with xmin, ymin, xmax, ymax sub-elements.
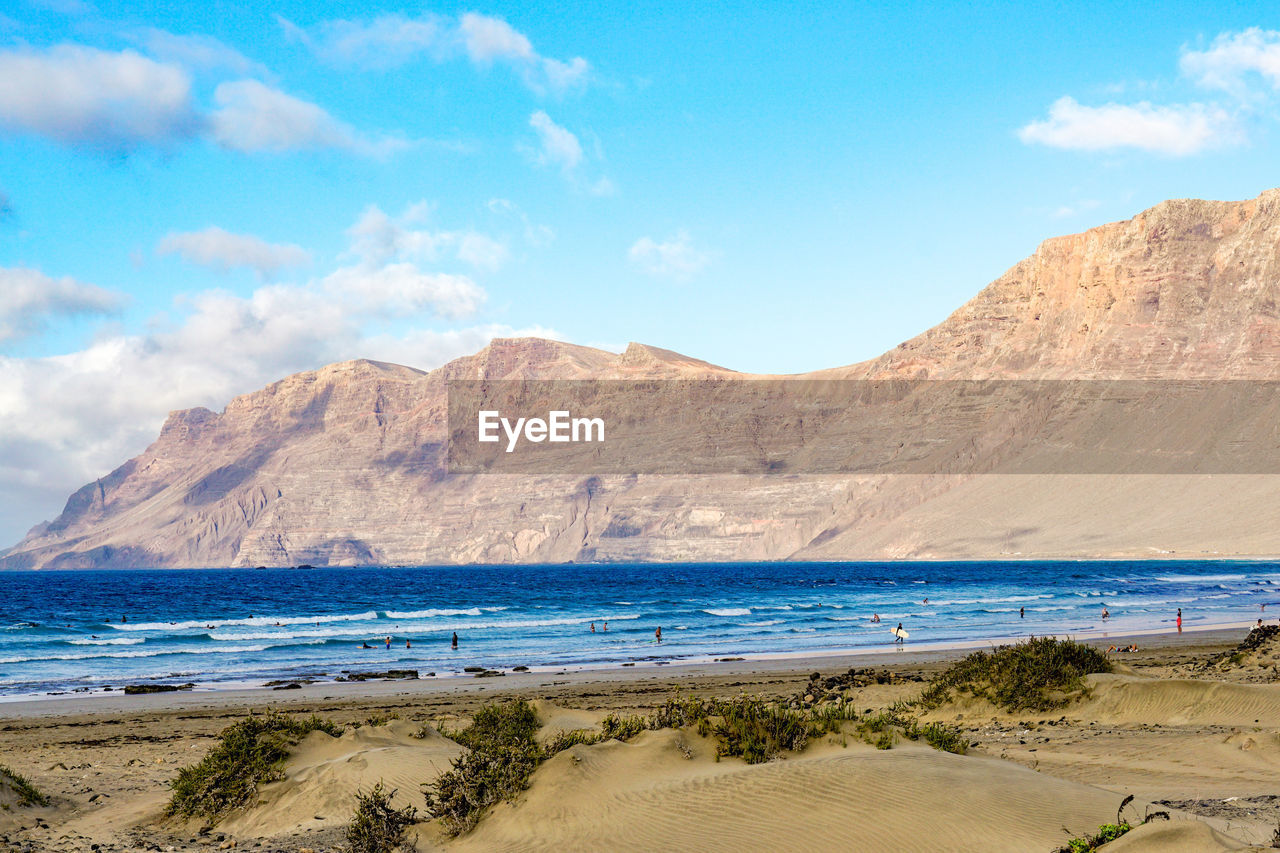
<box><xmin>10</xmin><ymin>190</ymin><xmax>1280</xmax><ymax>569</ymax></box>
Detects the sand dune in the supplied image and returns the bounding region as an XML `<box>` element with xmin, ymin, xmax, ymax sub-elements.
<box><xmin>1099</xmin><ymin>818</ymin><xmax>1270</xmax><ymax>851</ymax></box>
<box><xmin>219</xmin><ymin>719</ymin><xmax>460</xmax><ymax>838</ymax></box>
<box><xmin>441</xmin><ymin>730</ymin><xmax>1130</xmax><ymax>853</ymax></box>
<box><xmin>1078</xmin><ymin>674</ymin><xmax>1280</xmax><ymax>727</ymax></box>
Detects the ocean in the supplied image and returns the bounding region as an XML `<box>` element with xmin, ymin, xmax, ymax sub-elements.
<box><xmin>0</xmin><ymin>561</ymin><xmax>1274</xmax><ymax>699</ymax></box>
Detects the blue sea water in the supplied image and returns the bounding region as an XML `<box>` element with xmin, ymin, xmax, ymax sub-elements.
<box><xmin>0</xmin><ymin>561</ymin><xmax>1275</xmax><ymax>698</ymax></box>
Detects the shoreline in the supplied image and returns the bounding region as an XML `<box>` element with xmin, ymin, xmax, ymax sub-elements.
<box><xmin>0</xmin><ymin>623</ymin><xmax>1250</xmax><ymax>719</ymax></box>
<box><xmin>6</xmin><ymin>555</ymin><xmax>1280</xmax><ymax>573</ymax></box>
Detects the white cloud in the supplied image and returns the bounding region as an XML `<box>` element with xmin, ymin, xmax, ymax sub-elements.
<box><xmin>210</xmin><ymin>79</ymin><xmax>404</xmax><ymax>155</ymax></box>
<box><xmin>0</xmin><ymin>200</ymin><xmax>546</xmax><ymax>544</ymax></box>
<box><xmin>0</xmin><ymin>44</ymin><xmax>199</xmax><ymax>150</ymax></box>
<box><xmin>281</xmin><ymin>11</ymin><xmax>589</xmax><ymax>93</ymax></box>
<box><xmin>528</xmin><ymin>110</ymin><xmax>582</xmax><ymax>171</ymax></box>
<box><xmin>156</xmin><ymin>226</ymin><xmax>311</xmax><ymax>279</ymax></box>
<box><xmin>324</xmin><ymin>264</ymin><xmax>485</xmax><ymax>318</ymax></box>
<box><xmin>346</xmin><ymin>203</ymin><xmax>509</xmax><ymax>271</ymax></box>
<box><xmin>277</xmin><ymin>13</ymin><xmax>441</xmax><ymax>69</ymax></box>
<box><xmin>137</xmin><ymin>29</ymin><xmax>268</xmax><ymax>77</ymax></box>
<box><xmin>1018</xmin><ymin>96</ymin><xmax>1235</xmax><ymax>155</ymax></box>
<box><xmin>1182</xmin><ymin>28</ymin><xmax>1280</xmax><ymax>91</ymax></box>
<box><xmin>628</xmin><ymin>232</ymin><xmax>712</xmax><ymax>280</ymax></box>
<box><xmin>459</xmin><ymin>12</ymin><xmax>534</xmax><ymax>63</ymax></box>
<box><xmin>0</xmin><ymin>302</ymin><xmax>551</xmax><ymax>545</ymax></box>
<box><xmin>0</xmin><ymin>267</ymin><xmax>121</xmax><ymax>343</ymax></box>
<box><xmin>0</xmin><ymin>44</ymin><xmax>397</xmax><ymax>157</ymax></box>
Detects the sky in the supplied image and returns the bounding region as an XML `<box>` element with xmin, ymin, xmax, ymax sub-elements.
<box><xmin>5</xmin><ymin>1</ymin><xmax>1280</xmax><ymax>545</ymax></box>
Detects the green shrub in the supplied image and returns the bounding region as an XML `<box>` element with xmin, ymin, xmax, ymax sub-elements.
<box><xmin>918</xmin><ymin>637</ymin><xmax>1112</xmax><ymax>712</ymax></box>
<box><xmin>855</xmin><ymin>705</ymin><xmax>966</xmax><ymax>754</ymax></box>
<box><xmin>543</xmin><ymin>728</ymin><xmax>602</xmax><ymax>754</ymax></box>
<box><xmin>916</xmin><ymin>721</ymin><xmax>968</xmax><ymax>755</ymax></box>
<box><xmin>711</xmin><ymin>696</ymin><xmax>810</xmax><ymax>764</ymax></box>
<box><xmin>424</xmin><ymin>733</ymin><xmax>541</xmax><ymax>836</ymax></box>
<box><xmin>424</xmin><ymin>699</ymin><xmax>545</xmax><ymax>837</ymax></box>
<box><xmin>344</xmin><ymin>782</ymin><xmax>418</xmax><ymax>853</ymax></box>
<box><xmin>448</xmin><ymin>698</ymin><xmax>539</xmax><ymax>751</ymax></box>
<box><xmin>599</xmin><ymin>713</ymin><xmax>648</xmax><ymax>741</ymax></box>
<box><xmin>0</xmin><ymin>765</ymin><xmax>49</xmax><ymax>807</ymax></box>
<box><xmin>167</xmin><ymin>710</ymin><xmax>341</xmax><ymax>819</ymax></box>
<box><xmin>1056</xmin><ymin>795</ymin><xmax>1168</xmax><ymax>852</ymax></box>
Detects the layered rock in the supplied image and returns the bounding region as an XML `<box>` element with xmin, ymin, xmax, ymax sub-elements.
<box><xmin>8</xmin><ymin>191</ymin><xmax>1280</xmax><ymax>568</ymax></box>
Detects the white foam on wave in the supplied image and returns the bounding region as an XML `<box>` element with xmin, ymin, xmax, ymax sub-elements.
<box><xmin>703</xmin><ymin>608</ymin><xmax>751</xmax><ymax>617</ymax></box>
<box><xmin>67</xmin><ymin>637</ymin><xmax>144</xmax><ymax>646</ymax></box>
<box><xmin>109</xmin><ymin>611</ymin><xmax>380</xmax><ymax>632</ymax></box>
<box><xmin>931</xmin><ymin>594</ymin><xmax>1053</xmax><ymax>606</ymax></box>
<box><xmin>0</xmin><ymin>645</ymin><xmax>268</xmax><ymax>664</ymax></box>
<box><xmin>384</xmin><ymin>608</ymin><xmax>482</xmax><ymax>619</ymax></box>
<box><xmin>1156</xmin><ymin>574</ymin><xmax>1247</xmax><ymax>584</ymax></box>
<box><xmin>745</xmin><ymin>619</ymin><xmax>784</xmax><ymax>627</ymax></box>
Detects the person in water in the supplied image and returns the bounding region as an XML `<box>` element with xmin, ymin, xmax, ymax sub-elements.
<box><xmin>451</xmin><ymin>632</ymin><xmax>458</xmax><ymax>649</ymax></box>
<box><xmin>871</xmin><ymin>613</ymin><xmax>880</xmax><ymax>623</ymax></box>
<box><xmin>603</xmin><ymin>621</ymin><xmax>608</xmax><ymax>632</ymax></box>
<box><xmin>894</xmin><ymin>622</ymin><xmax>905</xmax><ymax>644</ymax></box>
<box><xmin>591</xmin><ymin>622</ymin><xmax>596</xmax><ymax>633</ymax></box>
<box><xmin>1020</xmin><ymin>606</ymin><xmax>1025</xmax><ymax>619</ymax></box>
<box><xmin>655</xmin><ymin>627</ymin><xmax>662</xmax><ymax>642</ymax></box>
<box><xmin>361</xmin><ymin>642</ymin><xmax>372</xmax><ymax>649</ymax></box>
<box><xmin>405</xmin><ymin>639</ymin><xmax>412</xmax><ymax>649</ymax></box>
<box><xmin>1102</xmin><ymin>608</ymin><xmax>1110</xmax><ymax>620</ymax></box>
<box><xmin>385</xmin><ymin>636</ymin><xmax>391</xmax><ymax>649</ymax></box>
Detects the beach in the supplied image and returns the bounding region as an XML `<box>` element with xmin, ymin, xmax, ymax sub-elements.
<box><xmin>1</xmin><ymin>626</ymin><xmax>1278</xmax><ymax>852</ymax></box>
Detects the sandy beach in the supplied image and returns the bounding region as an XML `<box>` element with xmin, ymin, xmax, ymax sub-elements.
<box><xmin>0</xmin><ymin>626</ymin><xmax>1277</xmax><ymax>852</ymax></box>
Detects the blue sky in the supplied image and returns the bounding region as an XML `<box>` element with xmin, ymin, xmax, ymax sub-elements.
<box><xmin>4</xmin><ymin>0</ymin><xmax>1280</xmax><ymax>543</ymax></box>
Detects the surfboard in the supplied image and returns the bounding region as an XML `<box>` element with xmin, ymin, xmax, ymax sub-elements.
<box><xmin>892</xmin><ymin>627</ymin><xmax>909</xmax><ymax>639</ymax></box>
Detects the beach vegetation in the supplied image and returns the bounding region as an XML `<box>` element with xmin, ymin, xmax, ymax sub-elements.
<box><xmin>1056</xmin><ymin>795</ymin><xmax>1168</xmax><ymax>852</ymax></box>
<box><xmin>344</xmin><ymin>782</ymin><xmax>418</xmax><ymax>853</ymax></box>
<box><xmin>917</xmin><ymin>636</ymin><xmax>1112</xmax><ymax>713</ymax></box>
<box><xmin>543</xmin><ymin>728</ymin><xmax>604</xmax><ymax>753</ymax></box>
<box><xmin>167</xmin><ymin>710</ymin><xmax>341</xmax><ymax>820</ymax></box>
<box><xmin>599</xmin><ymin>712</ymin><xmax>648</xmax><ymax>740</ymax></box>
<box><xmin>606</xmin><ymin>694</ymin><xmax>862</xmax><ymax>762</ymax></box>
<box><xmin>424</xmin><ymin>699</ymin><xmax>545</xmax><ymax>836</ymax></box>
<box><xmin>0</xmin><ymin>764</ymin><xmax>50</xmax><ymax>807</ymax></box>
<box><xmin>855</xmin><ymin>705</ymin><xmax>967</xmax><ymax>754</ymax></box>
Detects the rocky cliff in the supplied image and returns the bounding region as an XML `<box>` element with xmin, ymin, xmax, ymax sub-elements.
<box><xmin>9</xmin><ymin>190</ymin><xmax>1280</xmax><ymax>568</ymax></box>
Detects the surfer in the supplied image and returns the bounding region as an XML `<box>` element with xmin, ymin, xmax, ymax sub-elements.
<box><xmin>894</xmin><ymin>622</ymin><xmax>905</xmax><ymax>645</ymax></box>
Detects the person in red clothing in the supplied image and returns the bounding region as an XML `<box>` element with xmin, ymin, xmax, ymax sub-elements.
<box><xmin>1176</xmin><ymin>608</ymin><xmax>1182</xmax><ymax>633</ymax></box>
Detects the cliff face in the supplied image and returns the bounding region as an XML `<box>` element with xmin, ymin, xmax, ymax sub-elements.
<box><xmin>9</xmin><ymin>191</ymin><xmax>1280</xmax><ymax>569</ymax></box>
<box><xmin>861</xmin><ymin>192</ymin><xmax>1280</xmax><ymax>379</ymax></box>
